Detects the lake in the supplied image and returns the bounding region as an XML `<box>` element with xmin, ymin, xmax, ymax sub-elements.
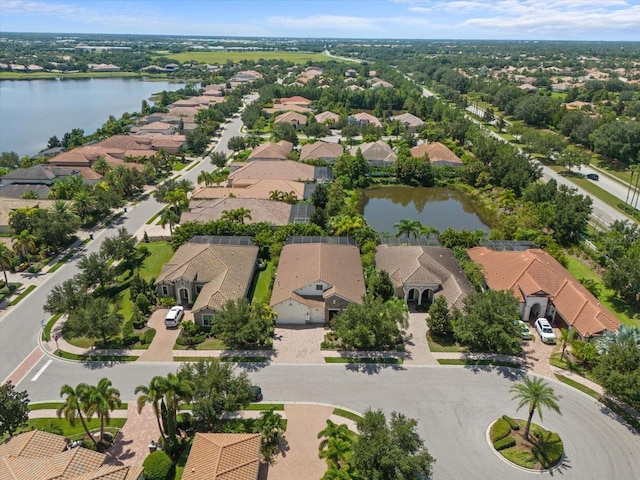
<box><xmin>0</xmin><ymin>78</ymin><xmax>185</xmax><ymax>157</ymax></box>
<box><xmin>360</xmin><ymin>186</ymin><xmax>491</xmax><ymax>234</ymax></box>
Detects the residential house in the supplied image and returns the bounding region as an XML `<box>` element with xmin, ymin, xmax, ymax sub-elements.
<box><xmin>271</xmin><ymin>239</ymin><xmax>366</xmax><ymax>324</ymax></box>
<box><xmin>138</xmin><ymin>121</ymin><xmax>175</xmax><ymax>135</ymax></box>
<box><xmin>182</xmin><ymin>198</ymin><xmax>314</xmax><ymax>226</ymax></box>
<box><xmin>182</xmin><ymin>433</ymin><xmax>260</xmax><ymax>480</ymax></box>
<box><xmin>273</xmin><ymin>111</ymin><xmax>307</xmax><ymax>130</ymax></box>
<box><xmin>346</xmin><ymin>84</ymin><xmax>365</xmax><ymax>92</ymax></box>
<box><xmin>279</xmin><ymin>95</ymin><xmax>313</xmax><ymax>107</ymax></box>
<box><xmin>155</xmin><ymin>236</ymin><xmax>258</xmax><ymax>326</ymax></box>
<box><xmin>314</xmin><ymin>111</ymin><xmax>340</xmax><ymax>125</ymax></box>
<box><xmin>349</xmin><ymin>112</ymin><xmax>382</xmax><ymax>128</ymax></box>
<box><xmin>264</xmin><ymin>103</ymin><xmax>312</xmax><ymax>115</ymax></box>
<box><xmin>299</xmin><ymin>141</ymin><xmax>343</xmax><ymax>163</ymax></box>
<box><xmin>350</xmin><ymin>141</ymin><xmax>396</xmax><ymax>165</ymax></box>
<box><xmin>0</xmin><ymin>199</ymin><xmax>59</xmax><ymax>233</ymax></box>
<box><xmin>371</xmin><ymin>80</ymin><xmax>394</xmax><ymax>90</ymax></box>
<box><xmin>247</xmin><ymin>141</ymin><xmax>293</xmax><ymax>161</ymax></box>
<box><xmin>0</xmin><ymin>430</ymin><xmax>143</xmax><ymax>480</ymax></box>
<box><xmin>0</xmin><ymin>164</ymin><xmax>80</xmax><ymax>199</ymax></box>
<box><xmin>228</xmin><ymin>160</ymin><xmax>327</xmax><ymax>184</ymax></box>
<box><xmin>192</xmin><ymin>179</ymin><xmax>308</xmax><ymax>201</ymax></box>
<box><xmin>376</xmin><ymin>245</ymin><xmax>473</xmax><ymax>308</ymax></box>
<box><xmin>518</xmin><ymin>83</ymin><xmax>538</xmax><ymax>93</ymax></box>
<box><xmin>391</xmin><ymin>112</ymin><xmax>424</xmax><ymax>132</ymax></box>
<box><xmin>467</xmin><ymin>247</ymin><xmax>620</xmax><ymax>338</ymax></box>
<box><xmin>345</xmin><ymin>69</ymin><xmax>358</xmax><ymax>78</ymax></box>
<box><xmin>411</xmin><ymin>142</ymin><xmax>463</xmax><ymax>166</ymax></box>
<box><xmin>90</xmin><ymin>63</ymin><xmax>121</xmax><ymax>72</ymax></box>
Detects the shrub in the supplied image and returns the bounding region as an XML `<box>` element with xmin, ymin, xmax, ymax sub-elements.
<box><xmin>176</xmin><ymin>335</ymin><xmax>205</xmax><ymax>346</ymax></box>
<box><xmin>122</xmin><ymin>319</ymin><xmax>134</xmax><ymax>338</ymax></box>
<box><xmin>123</xmin><ymin>334</ymin><xmax>140</xmax><ymax>346</ymax></box>
<box><xmin>501</xmin><ymin>415</ymin><xmax>520</xmax><ymax>430</ymax></box>
<box><xmin>491</xmin><ymin>418</ymin><xmax>512</xmax><ymax>442</ymax></box>
<box><xmin>158</xmin><ymin>296</ymin><xmax>176</xmax><ymax>308</ymax></box>
<box><xmin>493</xmin><ymin>436</ymin><xmax>516</xmax><ymax>451</ymax></box>
<box><xmin>143</xmin><ymin>450</ymin><xmax>174</xmax><ymax>480</ymax></box>
<box><xmin>142</xmin><ymin>328</ymin><xmax>156</xmax><ymax>345</ymax></box>
<box><xmin>0</xmin><ymin>280</ymin><xmax>6</xmax><ymax>289</ymax></box>
<box><xmin>532</xmin><ymin>446</ymin><xmax>550</xmax><ymax>469</ymax></box>
<box><xmin>177</xmin><ymin>412</ymin><xmax>192</xmax><ymax>430</ymax></box>
<box><xmin>135</xmin><ymin>293</ymin><xmax>151</xmax><ymax>315</ymax></box>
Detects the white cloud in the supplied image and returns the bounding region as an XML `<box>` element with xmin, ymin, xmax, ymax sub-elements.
<box><xmin>267</xmin><ymin>14</ymin><xmax>379</xmax><ymax>31</ymax></box>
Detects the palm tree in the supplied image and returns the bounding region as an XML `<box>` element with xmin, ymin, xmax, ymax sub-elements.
<box><xmin>0</xmin><ymin>244</ymin><xmax>13</xmax><ymax>284</ymax></box>
<box><xmin>255</xmin><ymin>409</ymin><xmax>286</xmax><ymax>464</ymax></box>
<box><xmin>510</xmin><ymin>377</ymin><xmax>561</xmax><ymax>440</ymax></box>
<box><xmin>329</xmin><ymin>215</ymin><xmax>365</xmax><ymax>237</ymax></box>
<box><xmin>269</xmin><ymin>190</ymin><xmax>283</xmax><ymax>201</ymax></box>
<box><xmin>234</xmin><ymin>207</ymin><xmax>252</xmax><ymax>224</ymax></box>
<box><xmin>246</xmin><ymin>134</ymin><xmax>262</xmax><ymax>149</ymax></box>
<box><xmin>197</xmin><ymin>171</ymin><xmax>215</xmax><ymax>187</ymax></box>
<box><xmin>394</xmin><ymin>218</ymin><xmax>421</xmax><ymax>239</ymax></box>
<box><xmin>58</xmin><ymin>383</ymin><xmax>97</xmax><ymax>447</ymax></box>
<box><xmin>157</xmin><ymin>372</ymin><xmax>194</xmax><ymax>442</ymax></box>
<box><xmin>318</xmin><ymin>420</ymin><xmax>353</xmax><ymax>469</ymax></box>
<box><xmin>164</xmin><ymin>188</ymin><xmax>188</xmax><ymax>214</ymax></box>
<box><xmin>72</xmin><ymin>190</ymin><xmax>95</xmax><ymax>222</ymax></box>
<box><xmin>135</xmin><ymin>376</ymin><xmax>166</xmax><ymax>438</ymax></box>
<box><xmin>12</xmin><ymin>229</ymin><xmax>37</xmax><ymax>263</ymax></box>
<box><xmin>92</xmin><ymin>156</ymin><xmax>111</xmax><ymax>175</ymax></box>
<box><xmin>418</xmin><ymin>225</ymin><xmax>439</xmax><ymax>239</ymax></box>
<box><xmin>559</xmin><ymin>328</ymin><xmax>576</xmax><ymax>361</ymax></box>
<box><xmin>159</xmin><ymin>208</ymin><xmax>180</xmax><ymax>235</ymax></box>
<box><xmin>85</xmin><ymin>377</ymin><xmax>122</xmax><ymax>444</ymax></box>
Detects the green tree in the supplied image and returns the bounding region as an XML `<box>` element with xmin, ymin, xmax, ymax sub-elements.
<box><xmin>72</xmin><ymin>191</ymin><xmax>95</xmax><ymax>223</ymax></box>
<box><xmin>179</xmin><ymin>359</ymin><xmax>253</xmax><ymax>432</ymax></box>
<box><xmin>77</xmin><ymin>252</ymin><xmax>114</xmax><ymax>291</ymax></box>
<box><xmin>559</xmin><ymin>328</ymin><xmax>577</xmax><ymax>361</ymax></box>
<box><xmin>318</xmin><ymin>419</ymin><xmax>353</xmax><ymax>470</ymax></box>
<box><xmin>593</xmin><ymin>341</ymin><xmax>640</xmax><ymax>410</ymax></box>
<box><xmin>227</xmin><ymin>136</ymin><xmax>247</xmax><ymax>152</ymax></box>
<box><xmin>393</xmin><ymin>218</ymin><xmax>421</xmax><ymax>239</ymax></box>
<box><xmin>156</xmin><ymin>371</ymin><xmax>195</xmax><ymax>455</ymax></box>
<box><xmin>353</xmin><ymin>409</ymin><xmax>435</xmax><ymax>480</ymax></box>
<box><xmin>92</xmin><ymin>156</ymin><xmax>111</xmax><ymax>175</ymax></box>
<box><xmin>604</xmin><ymin>240</ymin><xmax>640</xmax><ymax>307</ymax></box>
<box><xmin>211</xmin><ymin>298</ymin><xmax>274</xmax><ymax>348</ymax></box>
<box><xmin>64</xmin><ymin>297</ymin><xmax>123</xmax><ymax>345</ymax></box>
<box><xmin>0</xmin><ymin>382</ymin><xmax>29</xmax><ymax>437</ymax></box>
<box><xmin>427</xmin><ymin>295</ymin><xmax>452</xmax><ymax>338</ymax></box>
<box><xmin>85</xmin><ymin>377</ymin><xmax>122</xmax><ymax>444</ymax></box>
<box><xmin>334</xmin><ymin>149</ymin><xmax>369</xmax><ymax>189</ymax></box>
<box><xmin>210</xmin><ymin>151</ymin><xmax>228</xmax><ymax>168</ymax></box>
<box><xmin>12</xmin><ymin>229</ymin><xmax>37</xmax><ymax>262</ymax></box>
<box><xmin>452</xmin><ymin>290</ymin><xmax>522</xmax><ymax>355</ymax></box>
<box><xmin>58</xmin><ymin>383</ymin><xmax>96</xmax><ymax>447</ymax></box>
<box><xmin>255</xmin><ymin>409</ymin><xmax>286</xmax><ymax>464</ymax></box>
<box><xmin>510</xmin><ymin>377</ymin><xmax>561</xmax><ymax>440</ymax></box>
<box><xmin>367</xmin><ymin>269</ymin><xmax>395</xmax><ymax>302</ymax></box>
<box><xmin>160</xmin><ymin>207</ymin><xmax>180</xmax><ymax>235</ymax></box>
<box><xmin>44</xmin><ymin>278</ymin><xmax>86</xmax><ymax>315</ymax></box>
<box><xmin>135</xmin><ymin>376</ymin><xmax>166</xmax><ymax>438</ymax></box>
<box><xmin>395</xmin><ymin>154</ymin><xmax>434</xmax><ymax>187</ymax></box>
<box><xmin>0</xmin><ymin>243</ymin><xmax>13</xmax><ymax>284</ymax></box>
<box><xmin>596</xmin><ymin>325</ymin><xmax>640</xmax><ymax>355</ymax></box>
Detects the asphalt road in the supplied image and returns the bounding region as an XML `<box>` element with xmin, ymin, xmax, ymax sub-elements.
<box><xmin>0</xmin><ymin>100</ymin><xmax>253</xmax><ymax>383</ymax></box>
<box><xmin>18</xmin><ymin>361</ymin><xmax>640</xmax><ymax>480</ymax></box>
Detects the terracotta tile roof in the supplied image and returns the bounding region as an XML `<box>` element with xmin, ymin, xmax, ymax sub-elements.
<box><xmin>0</xmin><ymin>199</ymin><xmax>60</xmax><ymax>227</ymax></box>
<box><xmin>192</xmin><ymin>179</ymin><xmax>306</xmax><ymax>201</ymax></box>
<box><xmin>229</xmin><ymin>160</ymin><xmax>315</xmax><ymax>183</ymax></box>
<box><xmin>182</xmin><ymin>198</ymin><xmax>293</xmax><ymax>226</ymax></box>
<box><xmin>182</xmin><ymin>433</ymin><xmax>260</xmax><ymax>480</ymax></box>
<box><xmin>247</xmin><ymin>141</ymin><xmax>293</xmax><ymax>161</ymax></box>
<box><xmin>139</xmin><ymin>121</ymin><xmax>172</xmax><ymax>130</ymax></box>
<box><xmin>349</xmin><ymin>112</ymin><xmax>382</xmax><ymax>127</ymax></box>
<box><xmin>391</xmin><ymin>112</ymin><xmax>424</xmax><ymax>128</ymax></box>
<box><xmin>299</xmin><ymin>142</ymin><xmax>343</xmax><ymax>162</ymax></box>
<box><xmin>376</xmin><ymin>246</ymin><xmax>473</xmax><ymax>309</ymax></box>
<box><xmin>156</xmin><ymin>242</ymin><xmax>258</xmax><ymax>313</ymax></box>
<box><xmin>270</xmin><ymin>242</ymin><xmax>365</xmax><ymax>307</ymax></box>
<box><xmin>0</xmin><ymin>430</ymin><xmax>68</xmax><ymax>459</ymax></box>
<box><xmin>273</xmin><ymin>111</ymin><xmax>307</xmax><ymax>126</ymax></box>
<box><xmin>350</xmin><ymin>141</ymin><xmax>396</xmax><ymax>163</ymax></box>
<box><xmin>468</xmin><ymin>247</ymin><xmax>620</xmax><ymax>337</ymax></box>
<box><xmin>411</xmin><ymin>142</ymin><xmax>462</xmax><ymax>165</ymax></box>
<box><xmin>264</xmin><ymin>104</ymin><xmax>312</xmax><ymax>115</ymax></box>
<box><xmin>279</xmin><ymin>95</ymin><xmax>312</xmax><ymax>105</ymax></box>
<box><xmin>314</xmin><ymin>111</ymin><xmax>340</xmax><ymax>123</ymax></box>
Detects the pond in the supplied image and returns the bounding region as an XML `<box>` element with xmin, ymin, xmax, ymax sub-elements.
<box><xmin>360</xmin><ymin>186</ymin><xmax>491</xmax><ymax>234</ymax></box>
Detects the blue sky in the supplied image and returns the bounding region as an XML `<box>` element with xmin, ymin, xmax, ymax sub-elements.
<box><xmin>1</xmin><ymin>0</ymin><xmax>640</xmax><ymax>41</ymax></box>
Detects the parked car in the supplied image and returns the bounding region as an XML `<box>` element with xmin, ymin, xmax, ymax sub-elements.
<box><xmin>164</xmin><ymin>305</ymin><xmax>184</xmax><ymax>328</ymax></box>
<box><xmin>515</xmin><ymin>320</ymin><xmax>533</xmax><ymax>340</ymax></box>
<box><xmin>534</xmin><ymin>318</ymin><xmax>556</xmax><ymax>344</ymax></box>
<box><xmin>586</xmin><ymin>173</ymin><xmax>599</xmax><ymax>181</ymax></box>
<box><xmin>252</xmin><ymin>386</ymin><xmax>263</xmax><ymax>402</ymax></box>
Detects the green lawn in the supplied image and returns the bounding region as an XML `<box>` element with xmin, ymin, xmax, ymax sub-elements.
<box><xmin>427</xmin><ymin>335</ymin><xmax>468</xmax><ymax>353</ymax></box>
<box><xmin>333</xmin><ymin>408</ymin><xmax>362</xmax><ymax>423</ymax></box>
<box><xmin>29</xmin><ymin>402</ymin><xmax>128</xmax><ymax>411</ymax></box>
<box><xmin>564</xmin><ymin>257</ymin><xmax>639</xmax><ymax>328</ymax></box>
<box><xmin>251</xmin><ymin>261</ymin><xmax>274</xmax><ymax>304</ymax></box>
<box><xmin>2</xmin><ymin>418</ymin><xmax>127</xmax><ymax>442</ymax></box>
<box><xmin>161</xmin><ymin>51</ymin><xmax>334</xmax><ymax>65</ymax></box>
<box><xmin>10</xmin><ymin>285</ymin><xmax>36</xmax><ymax>306</ymax></box>
<box><xmin>173</xmin><ymin>337</ymin><xmax>227</xmax><ymax>350</ymax></box>
<box><xmin>0</xmin><ymin>283</ymin><xmax>22</xmax><ymax>302</ymax></box>
<box><xmin>324</xmin><ymin>357</ymin><xmax>403</xmax><ymax>364</ymax></box>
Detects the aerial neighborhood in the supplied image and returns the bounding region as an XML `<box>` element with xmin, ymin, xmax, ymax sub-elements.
<box><xmin>0</xmin><ymin>29</ymin><xmax>639</xmax><ymax>480</ymax></box>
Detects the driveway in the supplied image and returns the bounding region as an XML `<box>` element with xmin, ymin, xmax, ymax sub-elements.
<box><xmin>138</xmin><ymin>309</ymin><xmax>182</xmax><ymax>362</ymax></box>
<box><xmin>272</xmin><ymin>325</ymin><xmax>326</xmax><ymax>364</ymax></box>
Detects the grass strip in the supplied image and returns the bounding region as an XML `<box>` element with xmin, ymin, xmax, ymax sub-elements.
<box><xmin>243</xmin><ymin>404</ymin><xmax>285</xmax><ymax>411</ymax></box>
<box><xmin>173</xmin><ymin>356</ymin><xmax>267</xmax><ymax>362</ymax></box>
<box><xmin>437</xmin><ymin>358</ymin><xmax>522</xmax><ymax>368</ymax></box>
<box><xmin>42</xmin><ymin>313</ymin><xmax>62</xmax><ymax>341</ymax></box>
<box><xmin>55</xmin><ymin>350</ymin><xmax>138</xmax><ymax>362</ymax></box>
<box><xmin>146</xmin><ymin>207</ymin><xmax>165</xmax><ymax>225</ymax></box>
<box><xmin>10</xmin><ymin>285</ymin><xmax>36</xmax><ymax>306</ymax></box>
<box><xmin>48</xmin><ymin>252</ymin><xmax>74</xmax><ymax>273</ymax></box>
<box><xmin>29</xmin><ymin>402</ymin><xmax>128</xmax><ymax>411</ymax></box>
<box><xmin>324</xmin><ymin>357</ymin><xmax>403</xmax><ymax>364</ymax></box>
<box><xmin>185</xmin><ymin>160</ymin><xmax>201</xmax><ymax>171</ymax></box>
<box><xmin>333</xmin><ymin>408</ymin><xmax>362</xmax><ymax>423</ymax></box>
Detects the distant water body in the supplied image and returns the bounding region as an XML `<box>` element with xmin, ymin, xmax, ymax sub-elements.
<box><xmin>0</xmin><ymin>78</ymin><xmax>185</xmax><ymax>157</ymax></box>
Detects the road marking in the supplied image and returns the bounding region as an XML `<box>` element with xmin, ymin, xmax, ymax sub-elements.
<box><xmin>30</xmin><ymin>359</ymin><xmax>52</xmax><ymax>381</ymax></box>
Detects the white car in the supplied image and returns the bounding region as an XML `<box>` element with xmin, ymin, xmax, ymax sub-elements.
<box><xmin>534</xmin><ymin>318</ymin><xmax>556</xmax><ymax>344</ymax></box>
<box><xmin>164</xmin><ymin>306</ymin><xmax>184</xmax><ymax>328</ymax></box>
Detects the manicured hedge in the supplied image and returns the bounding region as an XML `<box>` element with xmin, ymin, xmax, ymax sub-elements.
<box><xmin>502</xmin><ymin>415</ymin><xmax>520</xmax><ymax>430</ymax></box>
<box><xmin>143</xmin><ymin>450</ymin><xmax>174</xmax><ymax>480</ymax></box>
<box><xmin>142</xmin><ymin>328</ymin><xmax>156</xmax><ymax>345</ymax></box>
<box><xmin>493</xmin><ymin>436</ymin><xmax>516</xmax><ymax>451</ymax></box>
<box><xmin>491</xmin><ymin>418</ymin><xmax>512</xmax><ymax>442</ymax></box>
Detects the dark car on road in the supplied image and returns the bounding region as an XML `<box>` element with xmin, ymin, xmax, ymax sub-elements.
<box><xmin>252</xmin><ymin>386</ymin><xmax>263</xmax><ymax>402</ymax></box>
<box><xmin>586</xmin><ymin>173</ymin><xmax>599</xmax><ymax>180</ymax></box>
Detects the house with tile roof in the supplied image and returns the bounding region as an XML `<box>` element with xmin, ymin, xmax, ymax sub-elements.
<box><xmin>391</xmin><ymin>112</ymin><xmax>424</xmax><ymax>132</ymax></box>
<box><xmin>299</xmin><ymin>142</ymin><xmax>343</xmax><ymax>163</ymax></box>
<box><xmin>0</xmin><ymin>164</ymin><xmax>81</xmax><ymax>198</ymax></box>
<box><xmin>182</xmin><ymin>433</ymin><xmax>260</xmax><ymax>480</ymax></box>
<box><xmin>247</xmin><ymin>141</ymin><xmax>293</xmax><ymax>161</ymax></box>
<box><xmin>155</xmin><ymin>237</ymin><xmax>258</xmax><ymax>326</ymax></box>
<box><xmin>350</xmin><ymin>141</ymin><xmax>396</xmax><ymax>165</ymax></box>
<box><xmin>0</xmin><ymin>430</ymin><xmax>143</xmax><ymax>480</ymax></box>
<box><xmin>411</xmin><ymin>142</ymin><xmax>463</xmax><ymax>166</ymax></box>
<box><xmin>348</xmin><ymin>112</ymin><xmax>382</xmax><ymax>128</ymax></box>
<box><xmin>467</xmin><ymin>247</ymin><xmax>620</xmax><ymax>338</ymax></box>
<box><xmin>228</xmin><ymin>160</ymin><xmax>325</xmax><ymax>184</ymax></box>
<box><xmin>279</xmin><ymin>95</ymin><xmax>312</xmax><ymax>106</ymax></box>
<box><xmin>376</xmin><ymin>245</ymin><xmax>473</xmax><ymax>309</ymax></box>
<box><xmin>270</xmin><ymin>240</ymin><xmax>366</xmax><ymax>324</ymax></box>
<box><xmin>0</xmin><ymin>199</ymin><xmax>60</xmax><ymax>233</ymax></box>
<box><xmin>191</xmin><ymin>179</ymin><xmax>308</xmax><ymax>202</ymax></box>
<box><xmin>181</xmin><ymin>198</ymin><xmax>311</xmax><ymax>226</ymax></box>
<box><xmin>314</xmin><ymin>111</ymin><xmax>340</xmax><ymax>124</ymax></box>
<box><xmin>273</xmin><ymin>111</ymin><xmax>307</xmax><ymax>130</ymax></box>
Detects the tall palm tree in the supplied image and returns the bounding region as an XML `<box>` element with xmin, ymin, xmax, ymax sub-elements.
<box><xmin>85</xmin><ymin>377</ymin><xmax>122</xmax><ymax>444</ymax></box>
<box><xmin>0</xmin><ymin>244</ymin><xmax>13</xmax><ymax>284</ymax></box>
<box><xmin>418</xmin><ymin>225</ymin><xmax>439</xmax><ymax>239</ymax></box>
<box><xmin>510</xmin><ymin>377</ymin><xmax>561</xmax><ymax>440</ymax></box>
<box><xmin>559</xmin><ymin>328</ymin><xmax>576</xmax><ymax>361</ymax></box>
<box><xmin>58</xmin><ymin>383</ymin><xmax>97</xmax><ymax>447</ymax></box>
<box><xmin>92</xmin><ymin>156</ymin><xmax>111</xmax><ymax>175</ymax></box>
<box><xmin>318</xmin><ymin>419</ymin><xmax>353</xmax><ymax>469</ymax></box>
<box><xmin>234</xmin><ymin>207</ymin><xmax>252</xmax><ymax>224</ymax></box>
<box><xmin>12</xmin><ymin>229</ymin><xmax>37</xmax><ymax>263</ymax></box>
<box><xmin>135</xmin><ymin>376</ymin><xmax>166</xmax><ymax>438</ymax></box>
<box><xmin>157</xmin><ymin>372</ymin><xmax>194</xmax><ymax>442</ymax></box>
<box><xmin>159</xmin><ymin>208</ymin><xmax>180</xmax><ymax>235</ymax></box>
<box><xmin>394</xmin><ymin>218</ymin><xmax>421</xmax><ymax>239</ymax></box>
<box><xmin>197</xmin><ymin>171</ymin><xmax>215</xmax><ymax>187</ymax></box>
<box><xmin>72</xmin><ymin>190</ymin><xmax>95</xmax><ymax>222</ymax></box>
<box><xmin>164</xmin><ymin>188</ymin><xmax>188</xmax><ymax>214</ymax></box>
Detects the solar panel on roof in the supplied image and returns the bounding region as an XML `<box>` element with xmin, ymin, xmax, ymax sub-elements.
<box><xmin>378</xmin><ymin>235</ymin><xmax>441</xmax><ymax>247</ymax></box>
<box><xmin>188</xmin><ymin>235</ymin><xmax>255</xmax><ymax>246</ymax></box>
<box><xmin>285</xmin><ymin>236</ymin><xmax>356</xmax><ymax>245</ymax></box>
